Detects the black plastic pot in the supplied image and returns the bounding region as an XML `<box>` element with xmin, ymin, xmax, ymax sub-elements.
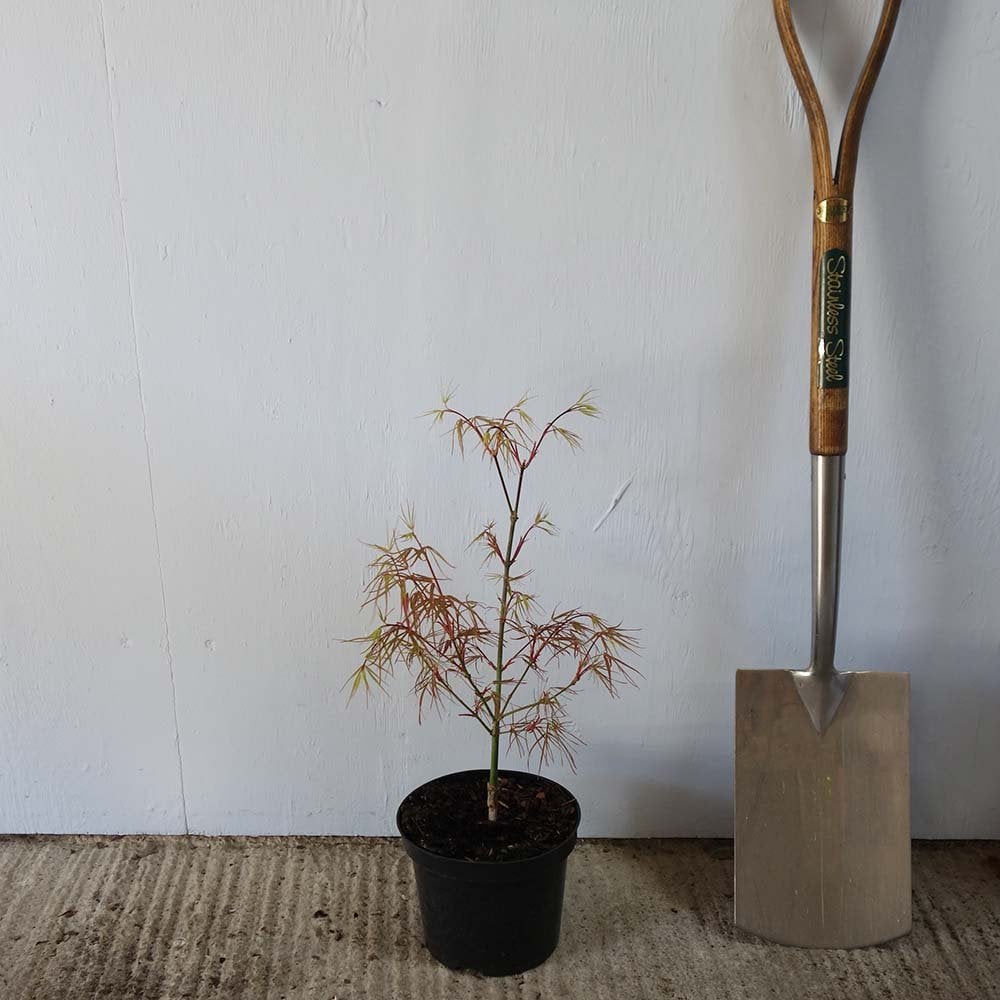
<box><xmin>396</xmin><ymin>769</ymin><xmax>581</xmax><ymax>977</ymax></box>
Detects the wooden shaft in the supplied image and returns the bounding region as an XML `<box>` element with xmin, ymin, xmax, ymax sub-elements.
<box><xmin>811</xmin><ymin>206</ymin><xmax>853</xmax><ymax>454</ymax></box>
<box><xmin>773</xmin><ymin>0</ymin><xmax>902</xmax><ymax>456</ymax></box>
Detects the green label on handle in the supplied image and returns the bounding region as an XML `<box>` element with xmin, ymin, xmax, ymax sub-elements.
<box><xmin>818</xmin><ymin>249</ymin><xmax>850</xmax><ymax>389</ymax></box>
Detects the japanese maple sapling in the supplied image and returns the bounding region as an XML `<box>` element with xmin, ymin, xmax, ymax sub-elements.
<box><xmin>349</xmin><ymin>391</ymin><xmax>638</xmax><ymax>822</ymax></box>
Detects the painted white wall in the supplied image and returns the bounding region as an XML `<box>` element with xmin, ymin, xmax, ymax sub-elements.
<box><xmin>2</xmin><ymin>1</ymin><xmax>997</xmax><ymax>837</ymax></box>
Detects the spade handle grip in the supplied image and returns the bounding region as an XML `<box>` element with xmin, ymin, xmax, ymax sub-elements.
<box><xmin>773</xmin><ymin>0</ymin><xmax>902</xmax><ymax>455</ymax></box>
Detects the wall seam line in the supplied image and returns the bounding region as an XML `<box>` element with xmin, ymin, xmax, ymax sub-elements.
<box><xmin>97</xmin><ymin>0</ymin><xmax>190</xmax><ymax>834</ymax></box>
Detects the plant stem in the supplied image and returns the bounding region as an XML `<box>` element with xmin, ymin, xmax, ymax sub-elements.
<box><xmin>488</xmin><ymin>468</ymin><xmax>523</xmax><ymax>821</ymax></box>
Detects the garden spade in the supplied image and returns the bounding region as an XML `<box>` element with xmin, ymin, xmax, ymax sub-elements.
<box><xmin>734</xmin><ymin>0</ymin><xmax>910</xmax><ymax>948</ymax></box>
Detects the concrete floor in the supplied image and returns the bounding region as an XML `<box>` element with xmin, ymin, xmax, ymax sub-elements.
<box><xmin>0</xmin><ymin>837</ymin><xmax>997</xmax><ymax>1000</ymax></box>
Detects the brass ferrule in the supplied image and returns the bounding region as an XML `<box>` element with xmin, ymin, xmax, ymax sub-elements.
<box><xmin>816</xmin><ymin>197</ymin><xmax>850</xmax><ymax>224</ymax></box>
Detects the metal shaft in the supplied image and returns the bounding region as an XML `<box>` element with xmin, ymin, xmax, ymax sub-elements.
<box><xmin>811</xmin><ymin>454</ymin><xmax>844</xmax><ymax>677</ymax></box>
<box><xmin>793</xmin><ymin>454</ymin><xmax>850</xmax><ymax>734</ymax></box>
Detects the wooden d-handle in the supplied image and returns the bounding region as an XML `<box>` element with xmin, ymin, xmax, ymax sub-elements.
<box><xmin>773</xmin><ymin>0</ymin><xmax>901</xmax><ymax>455</ymax></box>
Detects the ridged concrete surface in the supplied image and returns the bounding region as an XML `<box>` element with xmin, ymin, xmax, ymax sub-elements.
<box><xmin>0</xmin><ymin>837</ymin><xmax>997</xmax><ymax>999</ymax></box>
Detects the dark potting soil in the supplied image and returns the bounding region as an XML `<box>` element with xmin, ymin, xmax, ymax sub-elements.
<box><xmin>398</xmin><ymin>772</ymin><xmax>578</xmax><ymax>863</ymax></box>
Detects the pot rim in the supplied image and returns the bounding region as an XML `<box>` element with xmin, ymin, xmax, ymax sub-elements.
<box><xmin>396</xmin><ymin>768</ymin><xmax>581</xmax><ymax>874</ymax></box>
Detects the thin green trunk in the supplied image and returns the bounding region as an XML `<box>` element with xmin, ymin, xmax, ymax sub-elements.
<box><xmin>488</xmin><ymin>472</ymin><xmax>522</xmax><ymax>821</ymax></box>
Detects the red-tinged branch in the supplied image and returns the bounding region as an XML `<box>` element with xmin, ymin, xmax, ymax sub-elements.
<box><xmin>493</xmin><ymin>456</ymin><xmax>514</xmax><ymax>514</ymax></box>
<box><xmin>523</xmin><ymin>390</ymin><xmax>599</xmax><ymax>469</ymax></box>
<box><xmin>353</xmin><ymin>530</ymin><xmax>496</xmax><ymax>719</ymax></box>
<box><xmin>405</xmin><ymin>625</ymin><xmax>495</xmax><ymax>721</ymax></box>
<box><xmin>418</xmin><ymin>675</ymin><xmax>494</xmax><ymax>735</ymax></box>
<box><xmin>509</xmin><ymin>508</ymin><xmax>556</xmax><ymax>565</ymax></box>
<box><xmin>507</xmin><ymin>706</ymin><xmax>584</xmax><ymax>770</ymax></box>
<box><xmin>498</xmin><ymin>657</ymin><xmax>537</xmax><ymax>716</ymax></box>
<box><xmin>409</xmin><ymin>529</ymin><xmax>495</xmax><ymax>701</ymax></box>
<box><xmin>500</xmin><ymin>618</ymin><xmax>639</xmax><ymax>724</ymax></box>
<box><xmin>429</xmin><ymin>406</ymin><xmax>531</xmax><ymax>475</ymax></box>
<box><xmin>352</xmin><ymin>618</ymin><xmax>493</xmax><ymax>723</ymax></box>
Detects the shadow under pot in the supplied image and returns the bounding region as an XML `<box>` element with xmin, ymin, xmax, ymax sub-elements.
<box><xmin>396</xmin><ymin>769</ymin><xmax>581</xmax><ymax>977</ymax></box>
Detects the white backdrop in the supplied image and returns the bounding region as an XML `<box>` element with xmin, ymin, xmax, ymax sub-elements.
<box><xmin>2</xmin><ymin>1</ymin><xmax>998</xmax><ymax>836</ymax></box>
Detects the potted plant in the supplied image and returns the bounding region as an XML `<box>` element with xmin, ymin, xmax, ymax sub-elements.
<box><xmin>348</xmin><ymin>391</ymin><xmax>638</xmax><ymax>976</ymax></box>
